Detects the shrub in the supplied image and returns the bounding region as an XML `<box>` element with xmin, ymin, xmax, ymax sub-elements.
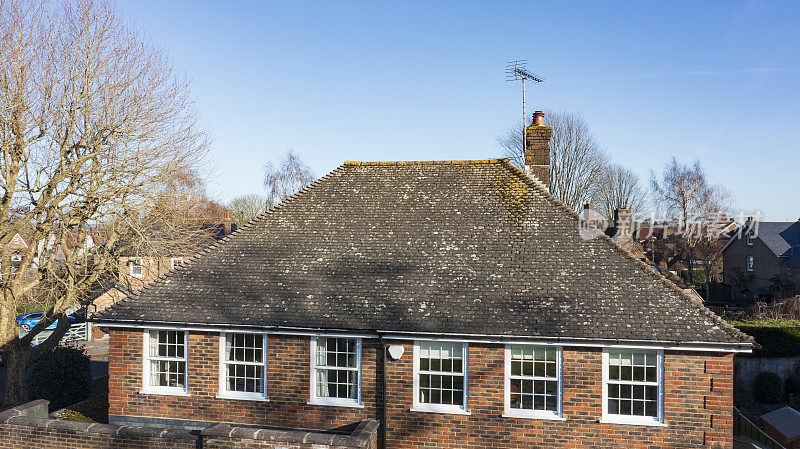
<box><xmin>27</xmin><ymin>345</ymin><xmax>92</xmax><ymax>411</ymax></box>
<box><xmin>789</xmin><ymin>394</ymin><xmax>800</xmax><ymax>411</ymax></box>
<box><xmin>753</xmin><ymin>371</ymin><xmax>783</xmax><ymax>403</ymax></box>
<box><xmin>787</xmin><ymin>374</ymin><xmax>800</xmax><ymax>398</ymax></box>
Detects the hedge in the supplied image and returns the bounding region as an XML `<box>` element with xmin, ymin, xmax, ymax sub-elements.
<box><xmin>27</xmin><ymin>345</ymin><xmax>92</xmax><ymax>410</ymax></box>
<box><xmin>732</xmin><ymin>320</ymin><xmax>800</xmax><ymax>357</ymax></box>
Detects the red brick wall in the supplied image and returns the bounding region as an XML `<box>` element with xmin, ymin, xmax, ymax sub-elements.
<box><xmin>109</xmin><ymin>329</ymin><xmax>379</xmax><ymax>429</ymax></box>
<box><xmin>108</xmin><ymin>329</ymin><xmax>734</xmax><ymax>448</ymax></box>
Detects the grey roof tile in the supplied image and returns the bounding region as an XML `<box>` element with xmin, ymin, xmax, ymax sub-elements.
<box><xmin>96</xmin><ymin>159</ymin><xmax>748</xmax><ymax>344</ymax></box>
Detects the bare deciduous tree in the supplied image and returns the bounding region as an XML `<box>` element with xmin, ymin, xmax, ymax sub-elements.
<box><xmin>650</xmin><ymin>158</ymin><xmax>732</xmax><ymax>286</ymax></box>
<box><xmin>227</xmin><ymin>193</ymin><xmax>270</xmax><ymax>224</ymax></box>
<box><xmin>0</xmin><ymin>0</ymin><xmax>208</xmax><ymax>406</ymax></box>
<box><xmin>498</xmin><ymin>111</ymin><xmax>607</xmax><ymax>211</ymax></box>
<box><xmin>263</xmin><ymin>150</ymin><xmax>315</xmax><ymax>204</ymax></box>
<box><xmin>591</xmin><ymin>163</ymin><xmax>647</xmax><ymax>219</ymax></box>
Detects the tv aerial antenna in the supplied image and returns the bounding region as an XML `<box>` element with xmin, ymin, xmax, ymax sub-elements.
<box><xmin>506</xmin><ymin>60</ymin><xmax>544</xmax><ymax>146</ymax></box>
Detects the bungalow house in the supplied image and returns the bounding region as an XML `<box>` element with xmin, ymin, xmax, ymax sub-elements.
<box><xmin>94</xmin><ymin>112</ymin><xmax>751</xmax><ymax>448</ymax></box>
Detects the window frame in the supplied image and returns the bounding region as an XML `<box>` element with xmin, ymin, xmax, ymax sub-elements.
<box><xmin>309</xmin><ymin>336</ymin><xmax>363</xmax><ymax>408</ymax></box>
<box><xmin>746</xmin><ymin>255</ymin><xmax>754</xmax><ymax>272</ymax></box>
<box><xmin>170</xmin><ymin>257</ymin><xmax>184</xmax><ymax>269</ymax></box>
<box><xmin>503</xmin><ymin>344</ymin><xmax>563</xmax><ymax>420</ymax></box>
<box><xmin>130</xmin><ymin>258</ymin><xmax>143</xmax><ymax>278</ymax></box>
<box><xmin>746</xmin><ymin>233</ymin><xmax>753</xmax><ymax>246</ymax></box>
<box><xmin>411</xmin><ymin>340</ymin><xmax>470</xmax><ymax>415</ymax></box>
<box><xmin>601</xmin><ymin>348</ymin><xmax>665</xmax><ymax>427</ymax></box>
<box><xmin>141</xmin><ymin>329</ymin><xmax>189</xmax><ymax>396</ymax></box>
<box><xmin>217</xmin><ymin>332</ymin><xmax>269</xmax><ymax>401</ymax></box>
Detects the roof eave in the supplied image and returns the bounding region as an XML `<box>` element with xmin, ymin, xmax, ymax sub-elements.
<box><xmin>92</xmin><ymin>318</ymin><xmax>752</xmax><ymax>353</ymax></box>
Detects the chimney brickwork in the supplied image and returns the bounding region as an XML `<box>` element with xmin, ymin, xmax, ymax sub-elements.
<box><xmin>524</xmin><ymin>111</ymin><xmax>552</xmax><ymax>190</ymax></box>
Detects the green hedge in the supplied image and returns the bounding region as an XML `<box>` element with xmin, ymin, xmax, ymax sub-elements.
<box><xmin>732</xmin><ymin>320</ymin><xmax>800</xmax><ymax>357</ymax></box>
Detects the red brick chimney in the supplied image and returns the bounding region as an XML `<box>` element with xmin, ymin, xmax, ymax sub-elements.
<box><xmin>524</xmin><ymin>111</ymin><xmax>552</xmax><ymax>190</ymax></box>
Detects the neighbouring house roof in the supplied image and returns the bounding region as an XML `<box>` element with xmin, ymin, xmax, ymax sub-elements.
<box><xmin>112</xmin><ymin>223</ymin><xmax>235</xmax><ymax>258</ymax></box>
<box><xmin>721</xmin><ymin>221</ymin><xmax>800</xmax><ymax>262</ymax></box>
<box><xmin>95</xmin><ymin>159</ymin><xmax>749</xmax><ymax>346</ymax></box>
<box><xmin>760</xmin><ymin>406</ymin><xmax>800</xmax><ymax>441</ymax></box>
<box><xmin>758</xmin><ymin>222</ymin><xmax>800</xmax><ymax>257</ymax></box>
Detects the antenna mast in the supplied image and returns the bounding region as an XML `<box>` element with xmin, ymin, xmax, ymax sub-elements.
<box><xmin>506</xmin><ymin>60</ymin><xmax>544</xmax><ymax>149</ymax></box>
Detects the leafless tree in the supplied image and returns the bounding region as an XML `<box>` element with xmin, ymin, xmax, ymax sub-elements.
<box><xmin>0</xmin><ymin>0</ymin><xmax>208</xmax><ymax>406</ymax></box>
<box><xmin>591</xmin><ymin>163</ymin><xmax>647</xmax><ymax>219</ymax></box>
<box><xmin>498</xmin><ymin>111</ymin><xmax>608</xmax><ymax>211</ymax></box>
<box><xmin>227</xmin><ymin>193</ymin><xmax>270</xmax><ymax>224</ymax></box>
<box><xmin>263</xmin><ymin>150</ymin><xmax>315</xmax><ymax>205</ymax></box>
<box><xmin>650</xmin><ymin>158</ymin><xmax>732</xmax><ymax>287</ymax></box>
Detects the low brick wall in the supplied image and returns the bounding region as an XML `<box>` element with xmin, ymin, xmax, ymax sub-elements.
<box><xmin>0</xmin><ymin>399</ymin><xmax>196</xmax><ymax>449</ymax></box>
<box><xmin>0</xmin><ymin>400</ymin><xmax>378</xmax><ymax>449</ymax></box>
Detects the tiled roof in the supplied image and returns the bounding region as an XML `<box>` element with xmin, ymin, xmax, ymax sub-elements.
<box><xmin>96</xmin><ymin>159</ymin><xmax>749</xmax><ymax>345</ymax></box>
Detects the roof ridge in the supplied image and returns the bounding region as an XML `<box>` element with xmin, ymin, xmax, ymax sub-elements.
<box><xmin>344</xmin><ymin>159</ymin><xmax>507</xmax><ymax>166</ymax></box>
<box><xmin>94</xmin><ymin>163</ymin><xmax>353</xmax><ymax>320</ymax></box>
<box><xmin>497</xmin><ymin>159</ymin><xmax>751</xmax><ymax>344</ymax></box>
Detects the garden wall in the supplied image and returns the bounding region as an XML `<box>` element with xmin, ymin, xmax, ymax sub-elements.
<box><xmin>735</xmin><ymin>356</ymin><xmax>800</xmax><ymax>400</ymax></box>
<box><xmin>0</xmin><ymin>399</ymin><xmax>378</xmax><ymax>449</ymax></box>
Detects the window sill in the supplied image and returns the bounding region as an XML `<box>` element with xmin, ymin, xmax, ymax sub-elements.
<box><xmin>503</xmin><ymin>410</ymin><xmax>565</xmax><ymax>421</ymax></box>
<box><xmin>217</xmin><ymin>394</ymin><xmax>269</xmax><ymax>402</ymax></box>
<box><xmin>410</xmin><ymin>406</ymin><xmax>471</xmax><ymax>416</ymax></box>
<box><xmin>600</xmin><ymin>416</ymin><xmax>666</xmax><ymax>427</ymax></box>
<box><xmin>139</xmin><ymin>389</ymin><xmax>189</xmax><ymax>397</ymax></box>
<box><xmin>307</xmin><ymin>400</ymin><xmax>364</xmax><ymax>409</ymax></box>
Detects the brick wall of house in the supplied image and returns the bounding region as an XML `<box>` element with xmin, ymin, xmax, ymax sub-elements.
<box><xmin>723</xmin><ymin>236</ymin><xmax>800</xmax><ymax>300</ymax></box>
<box><xmin>108</xmin><ymin>328</ymin><xmax>734</xmax><ymax>448</ymax></box>
<box><xmin>109</xmin><ymin>329</ymin><xmax>380</xmax><ymax>429</ymax></box>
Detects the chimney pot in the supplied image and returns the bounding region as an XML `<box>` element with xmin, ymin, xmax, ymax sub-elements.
<box><xmin>532</xmin><ymin>111</ymin><xmax>545</xmax><ymax>126</ymax></box>
<box><xmin>223</xmin><ymin>209</ymin><xmax>233</xmax><ymax>235</ymax></box>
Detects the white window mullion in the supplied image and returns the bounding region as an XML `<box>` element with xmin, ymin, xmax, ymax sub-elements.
<box><xmin>142</xmin><ymin>329</ymin><xmax>188</xmax><ymax>396</ymax></box>
<box><xmin>218</xmin><ymin>332</ymin><xmax>267</xmax><ymax>401</ymax></box>
<box><xmin>602</xmin><ymin>348</ymin><xmax>665</xmax><ymax>426</ymax></box>
<box><xmin>412</xmin><ymin>340</ymin><xmax>469</xmax><ymax>415</ymax></box>
<box><xmin>503</xmin><ymin>344</ymin><xmax>562</xmax><ymax>420</ymax></box>
<box><xmin>309</xmin><ymin>336</ymin><xmax>362</xmax><ymax>407</ymax></box>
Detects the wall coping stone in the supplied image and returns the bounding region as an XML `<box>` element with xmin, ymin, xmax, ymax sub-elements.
<box><xmin>202</xmin><ymin>419</ymin><xmax>379</xmax><ymax>448</ymax></box>
<box><xmin>4</xmin><ymin>400</ymin><xmax>378</xmax><ymax>448</ymax></box>
<box><xmin>0</xmin><ymin>400</ymin><xmax>197</xmax><ymax>441</ymax></box>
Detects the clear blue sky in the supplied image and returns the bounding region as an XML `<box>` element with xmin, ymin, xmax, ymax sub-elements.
<box><xmin>120</xmin><ymin>1</ymin><xmax>799</xmax><ymax>221</ymax></box>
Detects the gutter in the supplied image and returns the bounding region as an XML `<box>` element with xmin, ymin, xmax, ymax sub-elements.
<box><xmin>93</xmin><ymin>318</ymin><xmax>753</xmax><ymax>353</ymax></box>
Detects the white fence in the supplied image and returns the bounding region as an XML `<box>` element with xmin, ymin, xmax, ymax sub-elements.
<box><xmin>21</xmin><ymin>321</ymin><xmax>91</xmax><ymax>346</ymax></box>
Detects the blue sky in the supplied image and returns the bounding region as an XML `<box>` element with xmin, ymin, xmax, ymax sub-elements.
<box><xmin>120</xmin><ymin>1</ymin><xmax>799</xmax><ymax>221</ymax></box>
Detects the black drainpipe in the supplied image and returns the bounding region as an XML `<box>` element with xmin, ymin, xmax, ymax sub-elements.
<box><xmin>378</xmin><ymin>333</ymin><xmax>387</xmax><ymax>449</ymax></box>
